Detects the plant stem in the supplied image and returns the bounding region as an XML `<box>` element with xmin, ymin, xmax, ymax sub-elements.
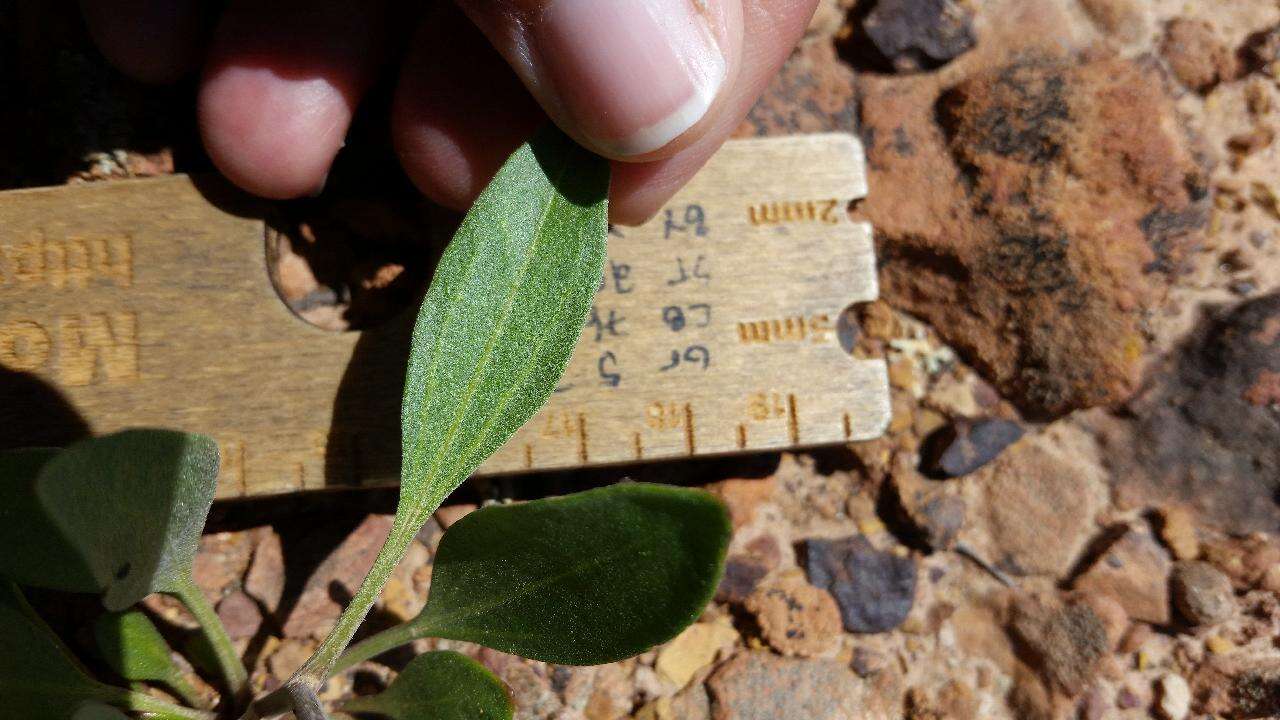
<box><xmin>95</xmin><ymin>683</ymin><xmax>217</xmax><ymax>720</ymax></box>
<box><xmin>164</xmin><ymin>669</ymin><xmax>211</xmax><ymax>711</ymax></box>
<box><xmin>330</xmin><ymin>622</ymin><xmax>423</xmax><ymax>675</ymax></box>
<box><xmin>170</xmin><ymin>576</ymin><xmax>249</xmax><ymax>710</ymax></box>
<box><xmin>289</xmin><ymin>509</ymin><xmax>424</xmax><ymax>689</ymax></box>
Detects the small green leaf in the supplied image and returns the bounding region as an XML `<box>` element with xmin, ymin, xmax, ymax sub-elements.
<box><xmin>95</xmin><ymin>610</ymin><xmax>205</xmax><ymax>708</ymax></box>
<box><xmin>0</xmin><ymin>581</ymin><xmax>113</xmax><ymax>719</ymax></box>
<box><xmin>343</xmin><ymin>651</ymin><xmax>512</xmax><ymax>720</ymax></box>
<box><xmin>399</xmin><ymin>124</ymin><xmax>608</xmax><ymax>517</ymax></box>
<box><xmin>0</xmin><ymin>430</ymin><xmax>219</xmax><ymax>610</ymax></box>
<box><xmin>94</xmin><ymin>610</ymin><xmax>177</xmax><ymax>683</ymax></box>
<box><xmin>412</xmin><ymin>483</ymin><xmax>730</xmax><ymax>665</ymax></box>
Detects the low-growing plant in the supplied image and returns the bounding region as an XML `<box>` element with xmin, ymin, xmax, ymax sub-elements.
<box><xmin>0</xmin><ymin>126</ymin><xmax>730</xmax><ymax>720</ymax></box>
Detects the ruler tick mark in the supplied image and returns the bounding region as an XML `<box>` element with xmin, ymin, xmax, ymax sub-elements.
<box><xmin>842</xmin><ymin>412</ymin><xmax>852</xmax><ymax>440</ymax></box>
<box><xmin>524</xmin><ymin>443</ymin><xmax>534</xmax><ymax>469</ymax></box>
<box><xmin>577</xmin><ymin>413</ymin><xmax>589</xmax><ymax>464</ymax></box>
<box><xmin>684</xmin><ymin>404</ymin><xmax>696</xmax><ymax>455</ymax></box>
<box><xmin>787</xmin><ymin>394</ymin><xmax>800</xmax><ymax>444</ymax></box>
<box><xmin>736</xmin><ymin>423</ymin><xmax>747</xmax><ymax>450</ymax></box>
<box><xmin>633</xmin><ymin>432</ymin><xmax>644</xmax><ymax>460</ymax></box>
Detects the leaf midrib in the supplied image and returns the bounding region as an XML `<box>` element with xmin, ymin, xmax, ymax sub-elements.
<box><xmin>408</xmin><ymin>150</ymin><xmax>575</xmax><ymax>503</ymax></box>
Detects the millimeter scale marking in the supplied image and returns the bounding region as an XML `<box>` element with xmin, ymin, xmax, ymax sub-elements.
<box><xmin>0</xmin><ymin>134</ymin><xmax>889</xmax><ymax>500</ymax></box>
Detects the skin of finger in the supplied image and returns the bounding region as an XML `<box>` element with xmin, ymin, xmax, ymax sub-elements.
<box><xmin>403</xmin><ymin>0</ymin><xmax>817</xmax><ymax>224</ymax></box>
<box><xmin>80</xmin><ymin>0</ymin><xmax>207</xmax><ymax>84</ymax></box>
<box><xmin>450</xmin><ymin>0</ymin><xmax>744</xmax><ymax>163</ymax></box>
<box><xmin>392</xmin><ymin>4</ymin><xmax>545</xmax><ymax>213</ymax></box>
<box><xmin>607</xmin><ymin>0</ymin><xmax>821</xmax><ymax>224</ymax></box>
<box><xmin>197</xmin><ymin>1</ymin><xmax>394</xmax><ymax>199</ymax></box>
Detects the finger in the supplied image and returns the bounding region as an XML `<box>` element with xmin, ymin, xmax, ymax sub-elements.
<box><xmin>80</xmin><ymin>0</ymin><xmax>208</xmax><ymax>84</ymax></box>
<box><xmin>197</xmin><ymin>1</ymin><xmax>394</xmax><ymax>199</ymax></box>
<box><xmin>607</xmin><ymin>0</ymin><xmax>820</xmax><ymax>223</ymax></box>
<box><xmin>453</xmin><ymin>0</ymin><xmax>745</xmax><ymax>161</ymax></box>
<box><xmin>399</xmin><ymin>1</ymin><xmax>814</xmax><ymax>224</ymax></box>
<box><xmin>392</xmin><ymin>4</ymin><xmax>545</xmax><ymax>213</ymax></box>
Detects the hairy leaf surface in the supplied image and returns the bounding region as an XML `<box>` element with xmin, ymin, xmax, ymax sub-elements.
<box><xmin>399</xmin><ymin>125</ymin><xmax>608</xmax><ymax>517</ymax></box>
<box><xmin>94</xmin><ymin>609</ymin><xmax>202</xmax><ymax>707</ymax></box>
<box><xmin>342</xmin><ymin>651</ymin><xmax>512</xmax><ymax>720</ymax></box>
<box><xmin>0</xmin><ymin>430</ymin><xmax>219</xmax><ymax>610</ymax></box>
<box><xmin>412</xmin><ymin>483</ymin><xmax>730</xmax><ymax>665</ymax></box>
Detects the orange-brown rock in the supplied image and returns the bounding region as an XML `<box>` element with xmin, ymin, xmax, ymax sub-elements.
<box><xmin>861</xmin><ymin>55</ymin><xmax>1207</xmax><ymax>417</ymax></box>
<box><xmin>745</xmin><ymin>573</ymin><xmax>843</xmax><ymax>658</ymax></box>
<box><xmin>1160</xmin><ymin>18</ymin><xmax>1237</xmax><ymax>93</ymax></box>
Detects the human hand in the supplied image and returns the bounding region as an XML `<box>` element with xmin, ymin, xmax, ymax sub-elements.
<box><xmin>81</xmin><ymin>0</ymin><xmax>819</xmax><ymax>224</ymax></box>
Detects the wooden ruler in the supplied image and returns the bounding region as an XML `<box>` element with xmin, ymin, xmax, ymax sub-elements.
<box><xmin>0</xmin><ymin>134</ymin><xmax>888</xmax><ymax>499</ymax></box>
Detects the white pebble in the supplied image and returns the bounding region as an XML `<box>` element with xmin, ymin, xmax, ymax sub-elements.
<box><xmin>1157</xmin><ymin>673</ymin><xmax>1191</xmax><ymax>720</ymax></box>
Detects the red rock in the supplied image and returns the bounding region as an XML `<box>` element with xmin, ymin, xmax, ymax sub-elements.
<box><xmin>216</xmin><ymin>590</ymin><xmax>263</xmax><ymax>641</ymax></box>
<box><xmin>707</xmin><ymin>652</ymin><xmax>861</xmax><ymax>720</ymax></box>
<box><xmin>1071</xmin><ymin>591</ymin><xmax>1129</xmax><ymax>651</ymax></box>
<box><xmin>501</xmin><ymin>662</ymin><xmax>562</xmax><ymax>719</ymax></box>
<box><xmin>861</xmin><ymin>55</ymin><xmax>1207</xmax><ymax>417</ymax></box>
<box><xmin>433</xmin><ymin>503</ymin><xmax>476</xmax><ymax>530</ymax></box>
<box><xmin>745</xmin><ymin>574</ymin><xmax>842</xmax><ymax>658</ymax></box>
<box><xmin>737</xmin><ymin>41</ymin><xmax>858</xmax><ymax>139</ymax></box>
<box><xmin>191</xmin><ymin>530</ymin><xmax>255</xmax><ymax>601</ymax></box>
<box><xmin>1079</xmin><ymin>0</ymin><xmax>1151</xmax><ymax>43</ymax></box>
<box><xmin>1156</xmin><ymin>506</ymin><xmax>1200</xmax><ymax>561</ymax></box>
<box><xmin>244</xmin><ymin>528</ymin><xmax>285</xmax><ymax>616</ymax></box>
<box><xmin>1160</xmin><ymin>18</ymin><xmax>1236</xmax><ymax>92</ymax></box>
<box><xmin>1072</xmin><ymin>527</ymin><xmax>1173</xmax><ymax>625</ymax></box>
<box><xmin>961</xmin><ymin>432</ymin><xmax>1103</xmax><ymax>578</ymax></box>
<box><xmin>1009</xmin><ymin>594</ymin><xmax>1109</xmax><ymax>695</ymax></box>
<box><xmin>282</xmin><ymin>514</ymin><xmax>393</xmax><ymax>638</ymax></box>
<box><xmin>706</xmin><ymin>478</ymin><xmax>776</xmax><ymax>531</ymax></box>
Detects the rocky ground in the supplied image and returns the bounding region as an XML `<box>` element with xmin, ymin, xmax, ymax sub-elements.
<box><xmin>5</xmin><ymin>0</ymin><xmax>1280</xmax><ymax>718</ymax></box>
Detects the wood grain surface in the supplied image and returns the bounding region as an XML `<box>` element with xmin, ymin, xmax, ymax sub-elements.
<box><xmin>0</xmin><ymin>134</ymin><xmax>888</xmax><ymax>499</ymax></box>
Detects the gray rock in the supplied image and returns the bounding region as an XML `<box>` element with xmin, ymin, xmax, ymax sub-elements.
<box><xmin>803</xmin><ymin>535</ymin><xmax>916</xmax><ymax>633</ymax></box>
<box><xmin>1171</xmin><ymin>561</ymin><xmax>1235</xmax><ymax>626</ymax></box>
<box><xmin>863</xmin><ymin>0</ymin><xmax>976</xmax><ymax>72</ymax></box>
<box><xmin>923</xmin><ymin>418</ymin><xmax>1025</xmax><ymax>478</ymax></box>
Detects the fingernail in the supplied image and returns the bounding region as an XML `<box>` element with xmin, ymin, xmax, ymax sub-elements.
<box><xmin>531</xmin><ymin>0</ymin><xmax>727</xmax><ymax>157</ymax></box>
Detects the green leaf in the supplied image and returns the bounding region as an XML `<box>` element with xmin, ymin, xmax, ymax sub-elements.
<box><xmin>343</xmin><ymin>651</ymin><xmax>512</xmax><ymax>720</ymax></box>
<box><xmin>0</xmin><ymin>582</ymin><xmax>113</xmax><ymax>719</ymax></box>
<box><xmin>412</xmin><ymin>483</ymin><xmax>730</xmax><ymax>665</ymax></box>
<box><xmin>285</xmin><ymin>126</ymin><xmax>610</xmax><ymax>690</ymax></box>
<box><xmin>0</xmin><ymin>430</ymin><xmax>220</xmax><ymax>610</ymax></box>
<box><xmin>399</xmin><ymin>124</ymin><xmax>608</xmax><ymax>517</ymax></box>
<box><xmin>0</xmin><ymin>448</ymin><xmax>93</xmax><ymax>590</ymax></box>
<box><xmin>95</xmin><ymin>610</ymin><xmax>206</xmax><ymax>708</ymax></box>
<box><xmin>94</xmin><ymin>610</ymin><xmax>178</xmax><ymax>684</ymax></box>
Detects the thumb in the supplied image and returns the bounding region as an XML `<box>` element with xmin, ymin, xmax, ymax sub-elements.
<box><xmin>454</xmin><ymin>0</ymin><xmax>744</xmax><ymax>161</ymax></box>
